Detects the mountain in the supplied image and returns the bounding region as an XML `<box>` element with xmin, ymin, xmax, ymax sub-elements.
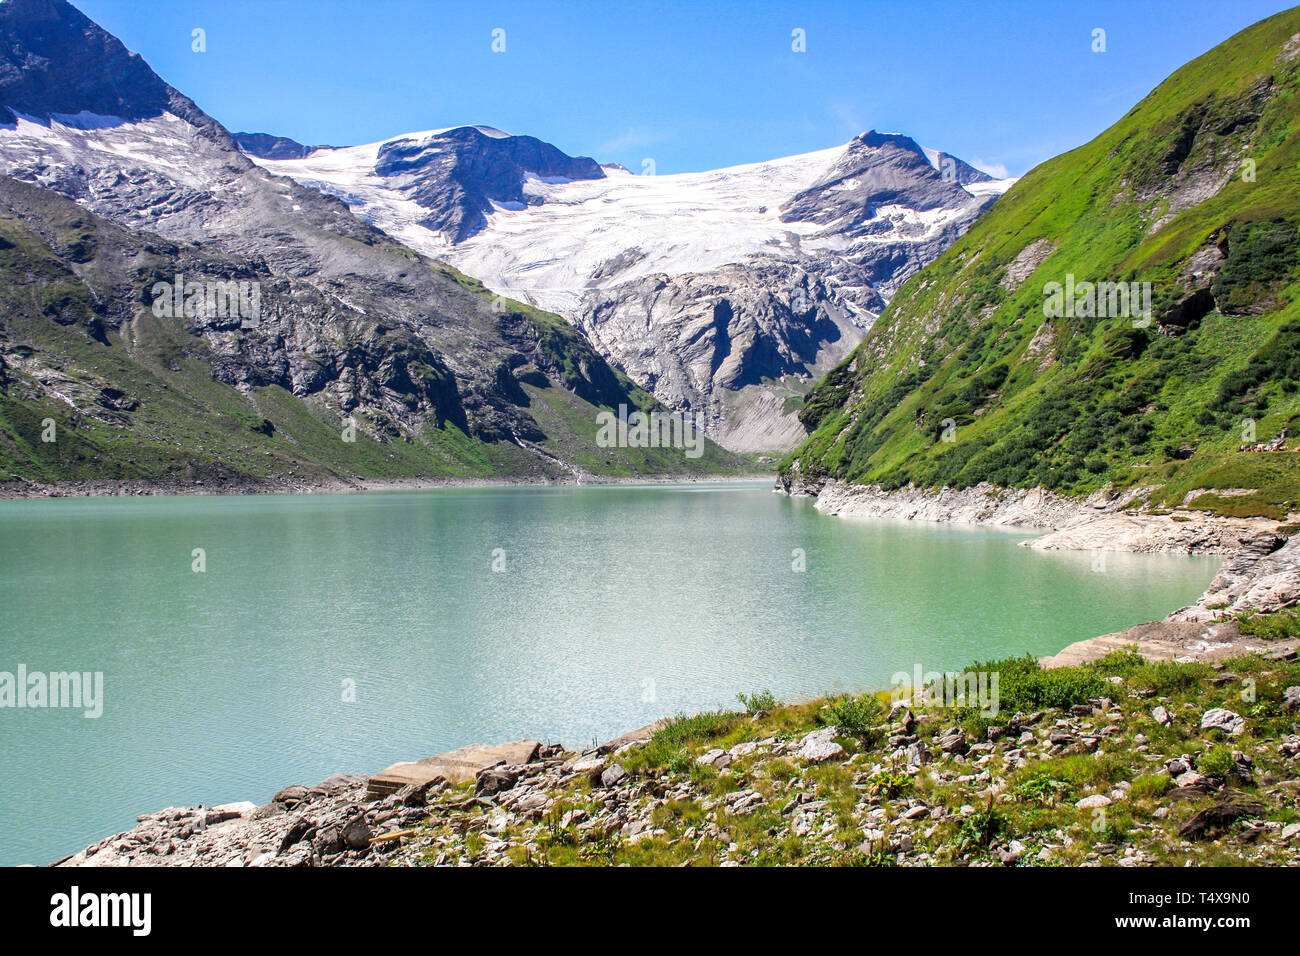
<box><xmin>233</xmin><ymin>132</ymin><xmax>331</xmax><ymax>160</ymax></box>
<box><xmin>253</xmin><ymin>128</ymin><xmax>1013</xmax><ymax>452</ymax></box>
<box><xmin>780</xmin><ymin>8</ymin><xmax>1300</xmax><ymax>521</ymax></box>
<box><xmin>0</xmin><ymin>0</ymin><xmax>745</xmax><ymax>486</ymax></box>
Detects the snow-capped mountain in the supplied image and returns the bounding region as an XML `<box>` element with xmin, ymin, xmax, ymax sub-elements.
<box><xmin>0</xmin><ymin>0</ymin><xmax>744</xmax><ymax>483</ymax></box>
<box><xmin>249</xmin><ymin>129</ymin><xmax>1014</xmax><ymax>451</ymax></box>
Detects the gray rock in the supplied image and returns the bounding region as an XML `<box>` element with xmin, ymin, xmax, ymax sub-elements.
<box><xmin>475</xmin><ymin>765</ymin><xmax>520</xmax><ymax>797</ymax></box>
<box><xmin>938</xmin><ymin>730</ymin><xmax>968</xmax><ymax>755</ymax></box>
<box><xmin>599</xmin><ymin>764</ymin><xmax>628</xmax><ymax>788</ymax></box>
<box><xmin>796</xmin><ymin>727</ymin><xmax>846</xmax><ymax>763</ymax></box>
<box><xmin>312</xmin><ymin>825</ymin><xmax>343</xmax><ymax>856</ymax></box>
<box><xmin>340</xmin><ymin>814</ymin><xmax>371</xmax><ymax>851</ymax></box>
<box><xmin>1200</xmin><ymin>708</ymin><xmax>1245</xmax><ymax>736</ymax></box>
<box><xmin>1075</xmin><ymin>795</ymin><xmax>1112</xmax><ymax>810</ymax></box>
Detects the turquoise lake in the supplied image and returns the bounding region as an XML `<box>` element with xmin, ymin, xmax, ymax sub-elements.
<box><xmin>0</xmin><ymin>481</ymin><xmax>1221</xmax><ymax>864</ymax></box>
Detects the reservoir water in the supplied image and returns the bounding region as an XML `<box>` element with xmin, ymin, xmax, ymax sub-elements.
<box><xmin>0</xmin><ymin>481</ymin><xmax>1220</xmax><ymax>864</ymax></box>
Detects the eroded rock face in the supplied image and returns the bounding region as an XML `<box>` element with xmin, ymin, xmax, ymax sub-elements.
<box><xmin>234</xmin><ymin>132</ymin><xmax>329</xmax><ymax>160</ymax></box>
<box><xmin>1170</xmin><ymin>535</ymin><xmax>1300</xmax><ymax>621</ymax></box>
<box><xmin>374</xmin><ymin>126</ymin><xmax>605</xmax><ymax>244</ymax></box>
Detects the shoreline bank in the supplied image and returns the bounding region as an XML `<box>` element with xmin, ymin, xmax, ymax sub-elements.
<box><xmin>0</xmin><ymin>471</ymin><xmax>775</xmax><ymax>501</ymax></box>
<box><xmin>777</xmin><ymin>474</ymin><xmax>1293</xmax><ymax>556</ymax></box>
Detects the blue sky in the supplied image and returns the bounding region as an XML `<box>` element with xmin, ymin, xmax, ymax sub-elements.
<box><xmin>74</xmin><ymin>0</ymin><xmax>1296</xmax><ymax>176</ymax></box>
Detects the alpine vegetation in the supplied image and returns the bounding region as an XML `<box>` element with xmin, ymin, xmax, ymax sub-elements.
<box><xmin>1041</xmin><ymin>275</ymin><xmax>1154</xmax><ymax>327</ymax></box>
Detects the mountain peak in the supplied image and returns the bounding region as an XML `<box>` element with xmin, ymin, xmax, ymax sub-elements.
<box><xmin>234</xmin><ymin>132</ymin><xmax>331</xmax><ymax>160</ymax></box>
<box><xmin>854</xmin><ymin>129</ymin><xmax>925</xmax><ymax>153</ymax></box>
<box><xmin>0</xmin><ymin>0</ymin><xmax>238</xmax><ymax>151</ymax></box>
<box><xmin>368</xmin><ymin>126</ymin><xmax>606</xmax><ymax>243</ymax></box>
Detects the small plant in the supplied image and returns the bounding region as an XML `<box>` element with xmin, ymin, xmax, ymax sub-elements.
<box><xmin>823</xmin><ymin>694</ymin><xmax>883</xmax><ymax>743</ymax></box>
<box><xmin>868</xmin><ymin>768</ymin><xmax>913</xmax><ymax>799</ymax></box>
<box><xmin>957</xmin><ymin>796</ymin><xmax>1003</xmax><ymax>851</ymax></box>
<box><xmin>737</xmin><ymin>689</ymin><xmax>779</xmax><ymax>715</ymax></box>
<box><xmin>666</xmin><ymin>749</ymin><xmax>693</xmax><ymax>775</ymax></box>
<box><xmin>1130</xmin><ymin>773</ymin><xmax>1171</xmax><ymax>801</ymax></box>
<box><xmin>1015</xmin><ymin>774</ymin><xmax>1073</xmax><ymax>807</ymax></box>
<box><xmin>1196</xmin><ymin>745</ymin><xmax>1235</xmax><ymax>781</ymax></box>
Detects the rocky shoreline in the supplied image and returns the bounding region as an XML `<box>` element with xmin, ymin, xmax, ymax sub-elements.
<box><xmin>775</xmin><ymin>474</ymin><xmax>1300</xmax><ymax>667</ymax></box>
<box><xmin>777</xmin><ymin>473</ymin><xmax>1288</xmax><ymax>555</ymax></box>
<box><xmin>52</xmin><ymin>649</ymin><xmax>1300</xmax><ymax>868</ymax></box>
<box><xmin>0</xmin><ymin>471</ymin><xmax>773</xmax><ymax>500</ymax></box>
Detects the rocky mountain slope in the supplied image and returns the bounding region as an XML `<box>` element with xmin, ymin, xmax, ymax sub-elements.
<box><xmin>0</xmin><ymin>0</ymin><xmax>744</xmax><ymax>487</ymax></box>
<box><xmin>780</xmin><ymin>8</ymin><xmax>1300</xmax><ymax>520</ymax></box>
<box><xmin>250</xmin><ymin>128</ymin><xmax>1011</xmax><ymax>453</ymax></box>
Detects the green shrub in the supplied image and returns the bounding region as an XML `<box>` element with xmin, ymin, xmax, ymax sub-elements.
<box><xmin>1196</xmin><ymin>745</ymin><xmax>1235</xmax><ymax>780</ymax></box>
<box><xmin>1236</xmin><ymin>609</ymin><xmax>1300</xmax><ymax>641</ymax></box>
<box><xmin>634</xmin><ymin>711</ymin><xmax>743</xmax><ymax>768</ymax></box>
<box><xmin>957</xmin><ymin>801</ymin><xmax>1003</xmax><ymax>850</ymax></box>
<box><xmin>1088</xmin><ymin>647</ymin><xmax>1147</xmax><ymax>676</ymax></box>
<box><xmin>1211</xmin><ymin>218</ymin><xmax>1299</xmax><ymax>314</ymax></box>
<box><xmin>666</xmin><ymin>749</ymin><xmax>693</xmax><ymax>775</ymax></box>
<box><xmin>823</xmin><ymin>694</ymin><xmax>883</xmax><ymax>743</ymax></box>
<box><xmin>868</xmin><ymin>769</ymin><xmax>913</xmax><ymax>799</ymax></box>
<box><xmin>965</xmin><ymin>655</ymin><xmax>1107</xmax><ymax>714</ymax></box>
<box><xmin>1128</xmin><ymin>660</ymin><xmax>1211</xmax><ymax>695</ymax></box>
<box><xmin>1015</xmin><ymin>773</ymin><xmax>1074</xmax><ymax>807</ymax></box>
<box><xmin>737</xmin><ymin>690</ymin><xmax>780</xmax><ymax>715</ymax></box>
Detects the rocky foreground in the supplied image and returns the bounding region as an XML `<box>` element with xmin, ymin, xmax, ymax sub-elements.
<box><xmin>57</xmin><ymin>637</ymin><xmax>1300</xmax><ymax>867</ymax></box>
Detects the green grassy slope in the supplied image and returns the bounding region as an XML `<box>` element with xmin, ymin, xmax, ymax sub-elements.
<box><xmin>782</xmin><ymin>9</ymin><xmax>1300</xmax><ymax>519</ymax></box>
<box><xmin>0</xmin><ymin>181</ymin><xmax>747</xmax><ymax>487</ymax></box>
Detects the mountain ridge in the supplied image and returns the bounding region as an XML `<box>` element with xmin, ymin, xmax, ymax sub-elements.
<box><xmin>779</xmin><ymin>7</ymin><xmax>1300</xmax><ymax>522</ymax></box>
<box><xmin>0</xmin><ymin>0</ymin><xmax>746</xmax><ymax>485</ymax></box>
<box><xmin>255</xmin><ymin>124</ymin><xmax>1012</xmax><ymax>452</ymax></box>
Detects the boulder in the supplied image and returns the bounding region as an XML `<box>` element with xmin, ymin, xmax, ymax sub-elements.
<box><xmin>475</xmin><ymin>765</ymin><xmax>520</xmax><ymax>797</ymax></box>
<box><xmin>1075</xmin><ymin>795</ymin><xmax>1112</xmax><ymax>810</ymax></box>
<box><xmin>312</xmin><ymin>825</ymin><xmax>343</xmax><ymax>856</ymax></box>
<box><xmin>1200</xmin><ymin>708</ymin><xmax>1245</xmax><ymax>736</ymax></box>
<box><xmin>599</xmin><ymin>764</ymin><xmax>628</xmax><ymax>788</ymax></box>
<box><xmin>796</xmin><ymin>727</ymin><xmax>845</xmax><ymax>763</ymax></box>
<box><xmin>340</xmin><ymin>814</ymin><xmax>371</xmax><ymax>851</ymax></box>
<box><xmin>1178</xmin><ymin>796</ymin><xmax>1265</xmax><ymax>840</ymax></box>
<box><xmin>367</xmin><ymin>739</ymin><xmax>541</xmax><ymax>796</ymax></box>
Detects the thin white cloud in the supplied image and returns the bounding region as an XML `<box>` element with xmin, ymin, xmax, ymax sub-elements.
<box><xmin>970</xmin><ymin>158</ymin><xmax>1011</xmax><ymax>178</ymax></box>
<box><xmin>595</xmin><ymin>126</ymin><xmax>670</xmax><ymax>157</ymax></box>
<box><xmin>827</xmin><ymin>98</ymin><xmax>864</xmax><ymax>138</ymax></box>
